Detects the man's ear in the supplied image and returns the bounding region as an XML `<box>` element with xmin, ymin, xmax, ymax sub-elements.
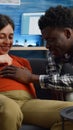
<box><xmin>64</xmin><ymin>28</ymin><xmax>72</xmax><ymax>39</ymax></box>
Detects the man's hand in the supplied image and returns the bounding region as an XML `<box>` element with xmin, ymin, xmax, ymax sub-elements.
<box><xmin>0</xmin><ymin>54</ymin><xmax>12</xmax><ymax>65</ymax></box>
<box><xmin>0</xmin><ymin>65</ymin><xmax>32</xmax><ymax>84</ymax></box>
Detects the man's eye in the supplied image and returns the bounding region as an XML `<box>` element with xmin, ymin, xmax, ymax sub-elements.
<box><xmin>47</xmin><ymin>39</ymin><xmax>53</xmax><ymax>42</ymax></box>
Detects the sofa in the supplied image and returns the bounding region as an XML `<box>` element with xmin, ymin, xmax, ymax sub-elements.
<box><xmin>20</xmin><ymin>58</ymin><xmax>50</xmax><ymax>130</ymax></box>
<box><xmin>28</xmin><ymin>58</ymin><xmax>52</xmax><ymax>99</ymax></box>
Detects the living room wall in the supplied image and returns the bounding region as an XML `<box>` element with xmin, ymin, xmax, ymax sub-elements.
<box><xmin>0</xmin><ymin>0</ymin><xmax>72</xmax><ymax>58</ymax></box>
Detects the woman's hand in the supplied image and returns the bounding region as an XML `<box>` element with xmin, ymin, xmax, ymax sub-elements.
<box><xmin>0</xmin><ymin>54</ymin><xmax>12</xmax><ymax>65</ymax></box>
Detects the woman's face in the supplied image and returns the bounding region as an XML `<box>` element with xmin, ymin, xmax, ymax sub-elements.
<box><xmin>0</xmin><ymin>24</ymin><xmax>14</xmax><ymax>55</ymax></box>
<box><xmin>41</xmin><ymin>27</ymin><xmax>73</xmax><ymax>57</ymax></box>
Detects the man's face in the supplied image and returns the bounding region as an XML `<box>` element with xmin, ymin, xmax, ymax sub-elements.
<box><xmin>41</xmin><ymin>27</ymin><xmax>73</xmax><ymax>57</ymax></box>
<box><xmin>0</xmin><ymin>24</ymin><xmax>13</xmax><ymax>55</ymax></box>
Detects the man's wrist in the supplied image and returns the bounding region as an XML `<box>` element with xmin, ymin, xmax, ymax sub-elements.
<box><xmin>31</xmin><ymin>74</ymin><xmax>39</xmax><ymax>83</ymax></box>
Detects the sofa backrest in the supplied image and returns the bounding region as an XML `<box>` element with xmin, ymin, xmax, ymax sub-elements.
<box><xmin>28</xmin><ymin>58</ymin><xmax>48</xmax><ymax>75</ymax></box>
<box><xmin>28</xmin><ymin>58</ymin><xmax>51</xmax><ymax>99</ymax></box>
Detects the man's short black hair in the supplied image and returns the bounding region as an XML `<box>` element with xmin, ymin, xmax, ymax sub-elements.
<box><xmin>38</xmin><ymin>5</ymin><xmax>73</xmax><ymax>30</ymax></box>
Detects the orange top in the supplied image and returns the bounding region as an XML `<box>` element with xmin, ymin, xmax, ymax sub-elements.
<box><xmin>0</xmin><ymin>55</ymin><xmax>36</xmax><ymax>98</ymax></box>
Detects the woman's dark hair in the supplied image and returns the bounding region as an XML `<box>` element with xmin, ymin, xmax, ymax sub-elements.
<box><xmin>0</xmin><ymin>14</ymin><xmax>15</xmax><ymax>30</ymax></box>
<box><xmin>38</xmin><ymin>5</ymin><xmax>73</xmax><ymax>30</ymax></box>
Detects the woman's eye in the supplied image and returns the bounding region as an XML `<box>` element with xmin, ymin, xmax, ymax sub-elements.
<box><xmin>9</xmin><ymin>35</ymin><xmax>13</xmax><ymax>40</ymax></box>
<box><xmin>9</xmin><ymin>36</ymin><xmax>13</xmax><ymax>40</ymax></box>
<box><xmin>0</xmin><ymin>35</ymin><xmax>13</xmax><ymax>40</ymax></box>
<box><xmin>0</xmin><ymin>35</ymin><xmax>5</xmax><ymax>39</ymax></box>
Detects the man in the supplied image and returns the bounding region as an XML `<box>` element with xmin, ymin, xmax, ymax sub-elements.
<box><xmin>20</xmin><ymin>5</ymin><xmax>73</xmax><ymax>94</ymax></box>
<box><xmin>1</xmin><ymin>6</ymin><xmax>73</xmax><ymax>130</ymax></box>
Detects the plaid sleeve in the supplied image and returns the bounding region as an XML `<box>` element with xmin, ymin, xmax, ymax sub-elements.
<box><xmin>39</xmin><ymin>73</ymin><xmax>73</xmax><ymax>91</ymax></box>
<box><xmin>39</xmin><ymin>50</ymin><xmax>73</xmax><ymax>91</ymax></box>
<box><xmin>46</xmin><ymin>50</ymin><xmax>57</xmax><ymax>74</ymax></box>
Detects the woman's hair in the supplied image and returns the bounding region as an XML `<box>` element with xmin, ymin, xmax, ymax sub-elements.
<box><xmin>38</xmin><ymin>5</ymin><xmax>73</xmax><ymax>30</ymax></box>
<box><xmin>0</xmin><ymin>14</ymin><xmax>15</xmax><ymax>30</ymax></box>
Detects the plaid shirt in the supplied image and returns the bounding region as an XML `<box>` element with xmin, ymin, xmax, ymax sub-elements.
<box><xmin>39</xmin><ymin>50</ymin><xmax>73</xmax><ymax>92</ymax></box>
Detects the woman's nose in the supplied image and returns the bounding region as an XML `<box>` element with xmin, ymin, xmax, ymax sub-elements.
<box><xmin>4</xmin><ymin>37</ymin><xmax>10</xmax><ymax>43</ymax></box>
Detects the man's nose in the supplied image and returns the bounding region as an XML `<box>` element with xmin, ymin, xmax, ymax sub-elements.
<box><xmin>46</xmin><ymin>44</ymin><xmax>49</xmax><ymax>49</ymax></box>
<box><xmin>44</xmin><ymin>40</ymin><xmax>49</xmax><ymax>48</ymax></box>
<box><xmin>46</xmin><ymin>41</ymin><xmax>51</xmax><ymax>49</ymax></box>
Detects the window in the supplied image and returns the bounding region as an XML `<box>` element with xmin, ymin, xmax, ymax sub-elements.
<box><xmin>21</xmin><ymin>12</ymin><xmax>44</xmax><ymax>35</ymax></box>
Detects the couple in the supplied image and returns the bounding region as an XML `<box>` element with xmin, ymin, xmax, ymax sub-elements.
<box><xmin>0</xmin><ymin>5</ymin><xmax>73</xmax><ymax>130</ymax></box>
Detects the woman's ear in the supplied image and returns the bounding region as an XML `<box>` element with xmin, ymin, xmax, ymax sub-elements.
<box><xmin>64</xmin><ymin>28</ymin><xmax>72</xmax><ymax>39</ymax></box>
